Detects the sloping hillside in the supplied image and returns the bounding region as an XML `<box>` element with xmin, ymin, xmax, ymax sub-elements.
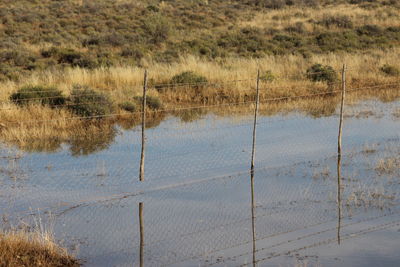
<box><xmin>0</xmin><ymin>0</ymin><xmax>399</xmax><ymax>80</ymax></box>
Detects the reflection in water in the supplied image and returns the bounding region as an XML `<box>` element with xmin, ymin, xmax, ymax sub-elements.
<box><xmin>139</xmin><ymin>202</ymin><xmax>144</xmax><ymax>267</ymax></box>
<box><xmin>5</xmin><ymin>88</ymin><xmax>399</xmax><ymax>156</ymax></box>
<box><xmin>7</xmin><ymin>113</ymin><xmax>167</xmax><ymax>156</ymax></box>
<box><xmin>337</xmin><ymin>154</ymin><xmax>342</xmax><ymax>245</ymax></box>
<box><xmin>68</xmin><ymin>124</ymin><xmax>117</xmax><ymax>156</ymax></box>
<box><xmin>250</xmin><ymin>167</ymin><xmax>257</xmax><ymax>267</ymax></box>
<box><xmin>173</xmin><ymin>108</ymin><xmax>206</xmax><ymax>123</ymax></box>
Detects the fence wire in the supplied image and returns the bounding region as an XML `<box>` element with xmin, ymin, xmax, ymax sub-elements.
<box><xmin>0</xmin><ymin>72</ymin><xmax>400</xmax><ymax>266</ymax></box>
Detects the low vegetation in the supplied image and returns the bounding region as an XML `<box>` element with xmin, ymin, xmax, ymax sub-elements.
<box><xmin>0</xmin><ymin>48</ymin><xmax>399</xmax><ymax>152</ymax></box>
<box><xmin>0</xmin><ymin>230</ymin><xmax>79</xmax><ymax>267</ymax></box>
<box><xmin>0</xmin><ymin>0</ymin><xmax>400</xmax><ymax>79</ymax></box>
<box><xmin>375</xmin><ymin>157</ymin><xmax>400</xmax><ymax>175</ymax></box>
<box><xmin>0</xmin><ymin>1</ymin><xmax>399</xmax><ymax>151</ymax></box>
<box><xmin>306</xmin><ymin>64</ymin><xmax>338</xmax><ymax>85</ymax></box>
<box><xmin>380</xmin><ymin>64</ymin><xmax>400</xmax><ymax>76</ymax></box>
<box><xmin>68</xmin><ymin>86</ymin><xmax>114</xmax><ymax>117</ymax></box>
<box><xmin>10</xmin><ymin>86</ymin><xmax>65</xmax><ymax>107</ymax></box>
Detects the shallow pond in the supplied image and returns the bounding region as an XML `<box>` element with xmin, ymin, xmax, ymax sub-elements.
<box><xmin>1</xmin><ymin>99</ymin><xmax>400</xmax><ymax>266</ymax></box>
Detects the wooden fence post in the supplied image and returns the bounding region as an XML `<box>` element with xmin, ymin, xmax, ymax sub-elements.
<box><xmin>139</xmin><ymin>70</ymin><xmax>148</xmax><ymax>182</ymax></box>
<box><xmin>251</xmin><ymin>70</ymin><xmax>260</xmax><ymax>170</ymax></box>
<box><xmin>337</xmin><ymin>64</ymin><xmax>346</xmax><ymax>244</ymax></box>
<box><xmin>338</xmin><ymin>64</ymin><xmax>346</xmax><ymax>156</ymax></box>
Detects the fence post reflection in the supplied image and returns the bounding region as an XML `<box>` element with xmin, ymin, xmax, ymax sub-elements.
<box><xmin>139</xmin><ymin>202</ymin><xmax>144</xmax><ymax>267</ymax></box>
<box><xmin>251</xmin><ymin>70</ymin><xmax>260</xmax><ymax>170</ymax></box>
<box><xmin>250</xmin><ymin>167</ymin><xmax>257</xmax><ymax>267</ymax></box>
<box><xmin>337</xmin><ymin>154</ymin><xmax>342</xmax><ymax>245</ymax></box>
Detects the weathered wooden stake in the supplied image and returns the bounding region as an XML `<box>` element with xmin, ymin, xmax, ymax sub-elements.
<box><xmin>338</xmin><ymin>64</ymin><xmax>346</xmax><ymax>156</ymax></box>
<box><xmin>139</xmin><ymin>202</ymin><xmax>144</xmax><ymax>267</ymax></box>
<box><xmin>139</xmin><ymin>70</ymin><xmax>148</xmax><ymax>182</ymax></box>
<box><xmin>251</xmin><ymin>70</ymin><xmax>260</xmax><ymax>170</ymax></box>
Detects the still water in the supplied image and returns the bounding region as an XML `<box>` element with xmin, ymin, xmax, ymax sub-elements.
<box><xmin>1</xmin><ymin>99</ymin><xmax>400</xmax><ymax>266</ymax></box>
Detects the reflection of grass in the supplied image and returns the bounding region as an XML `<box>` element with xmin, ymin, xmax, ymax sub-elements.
<box><xmin>0</xmin><ymin>86</ymin><xmax>398</xmax><ymax>153</ymax></box>
<box><xmin>0</xmin><ymin>230</ymin><xmax>79</xmax><ymax>266</ymax></box>
<box><xmin>0</xmin><ymin>107</ymin><xmax>167</xmax><ymax>154</ymax></box>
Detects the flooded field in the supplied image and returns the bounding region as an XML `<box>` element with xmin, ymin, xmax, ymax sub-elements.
<box><xmin>1</xmin><ymin>98</ymin><xmax>400</xmax><ymax>266</ymax></box>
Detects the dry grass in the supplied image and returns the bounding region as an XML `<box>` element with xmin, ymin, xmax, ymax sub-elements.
<box><xmin>0</xmin><ymin>230</ymin><xmax>79</xmax><ymax>267</ymax></box>
<box><xmin>0</xmin><ymin>49</ymin><xmax>399</xmax><ymax>151</ymax></box>
<box><xmin>1</xmin><ymin>48</ymin><xmax>400</xmax><ymax>102</ymax></box>
<box><xmin>239</xmin><ymin>3</ymin><xmax>400</xmax><ymax>32</ymax></box>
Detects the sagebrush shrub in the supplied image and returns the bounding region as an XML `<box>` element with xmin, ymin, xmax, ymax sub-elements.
<box><xmin>134</xmin><ymin>95</ymin><xmax>162</xmax><ymax>110</ymax></box>
<box><xmin>306</xmin><ymin>64</ymin><xmax>337</xmax><ymax>84</ymax></box>
<box><xmin>119</xmin><ymin>101</ymin><xmax>137</xmax><ymax>112</ymax></box>
<box><xmin>380</xmin><ymin>64</ymin><xmax>399</xmax><ymax>76</ymax></box>
<box><xmin>68</xmin><ymin>86</ymin><xmax>114</xmax><ymax>117</ymax></box>
<box><xmin>10</xmin><ymin>85</ymin><xmax>66</xmax><ymax>106</ymax></box>
<box><xmin>170</xmin><ymin>71</ymin><xmax>208</xmax><ymax>85</ymax></box>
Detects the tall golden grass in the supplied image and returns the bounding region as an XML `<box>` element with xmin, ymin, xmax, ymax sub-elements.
<box><xmin>1</xmin><ymin>48</ymin><xmax>399</xmax><ymax>101</ymax></box>
<box><xmin>0</xmin><ymin>49</ymin><xmax>399</xmax><ymax>151</ymax></box>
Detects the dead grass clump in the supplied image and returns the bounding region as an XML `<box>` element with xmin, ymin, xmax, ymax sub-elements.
<box><xmin>375</xmin><ymin>157</ymin><xmax>400</xmax><ymax>175</ymax></box>
<box><xmin>0</xmin><ymin>230</ymin><xmax>79</xmax><ymax>267</ymax></box>
<box><xmin>393</xmin><ymin>109</ymin><xmax>400</xmax><ymax>118</ymax></box>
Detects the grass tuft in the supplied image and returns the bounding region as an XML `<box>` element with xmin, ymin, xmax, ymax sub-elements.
<box><xmin>0</xmin><ymin>230</ymin><xmax>79</xmax><ymax>267</ymax></box>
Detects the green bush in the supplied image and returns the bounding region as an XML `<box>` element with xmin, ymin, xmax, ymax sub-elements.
<box><xmin>10</xmin><ymin>85</ymin><xmax>66</xmax><ymax>106</ymax></box>
<box><xmin>42</xmin><ymin>48</ymin><xmax>99</xmax><ymax>69</ymax></box>
<box><xmin>170</xmin><ymin>71</ymin><xmax>208</xmax><ymax>86</ymax></box>
<box><xmin>380</xmin><ymin>64</ymin><xmax>400</xmax><ymax>76</ymax></box>
<box><xmin>134</xmin><ymin>95</ymin><xmax>163</xmax><ymax>110</ymax></box>
<box><xmin>68</xmin><ymin>86</ymin><xmax>114</xmax><ymax>117</ymax></box>
<box><xmin>119</xmin><ymin>101</ymin><xmax>137</xmax><ymax>112</ymax></box>
<box><xmin>306</xmin><ymin>64</ymin><xmax>338</xmax><ymax>84</ymax></box>
<box><xmin>142</xmin><ymin>14</ymin><xmax>172</xmax><ymax>45</ymax></box>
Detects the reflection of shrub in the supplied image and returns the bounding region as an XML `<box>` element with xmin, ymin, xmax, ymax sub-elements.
<box><xmin>68</xmin><ymin>87</ymin><xmax>114</xmax><ymax>117</ymax></box>
<box><xmin>306</xmin><ymin>64</ymin><xmax>337</xmax><ymax>84</ymax></box>
<box><xmin>10</xmin><ymin>85</ymin><xmax>66</xmax><ymax>106</ymax></box>
<box><xmin>380</xmin><ymin>64</ymin><xmax>399</xmax><ymax>76</ymax></box>
<box><xmin>134</xmin><ymin>95</ymin><xmax>162</xmax><ymax>110</ymax></box>
<box><xmin>170</xmin><ymin>71</ymin><xmax>208</xmax><ymax>85</ymax></box>
<box><xmin>119</xmin><ymin>101</ymin><xmax>137</xmax><ymax>112</ymax></box>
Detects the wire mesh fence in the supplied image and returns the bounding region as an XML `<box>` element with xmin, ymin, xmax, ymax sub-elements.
<box><xmin>0</xmin><ymin>67</ymin><xmax>400</xmax><ymax>266</ymax></box>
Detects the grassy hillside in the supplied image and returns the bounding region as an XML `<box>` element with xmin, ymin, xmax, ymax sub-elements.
<box><xmin>1</xmin><ymin>0</ymin><xmax>400</xmax><ymax>80</ymax></box>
